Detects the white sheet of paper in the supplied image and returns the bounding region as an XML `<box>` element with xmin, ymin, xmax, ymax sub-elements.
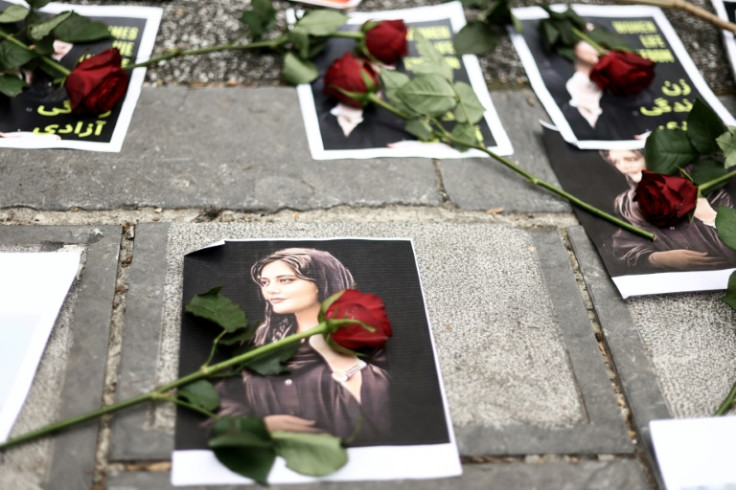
<box><xmin>0</xmin><ymin>250</ymin><xmax>81</xmax><ymax>442</ymax></box>
<box><xmin>650</xmin><ymin>417</ymin><xmax>736</xmax><ymax>490</ymax></box>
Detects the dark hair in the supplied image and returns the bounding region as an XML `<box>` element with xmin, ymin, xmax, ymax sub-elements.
<box><xmin>250</xmin><ymin>248</ymin><xmax>354</xmax><ymax>344</ymax></box>
<box><xmin>598</xmin><ymin>148</ymin><xmax>644</xmax><ymax>166</ymax></box>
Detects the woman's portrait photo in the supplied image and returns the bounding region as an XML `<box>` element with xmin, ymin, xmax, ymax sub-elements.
<box><xmin>600</xmin><ymin>149</ymin><xmax>736</xmax><ymax>271</ymax></box>
<box><xmin>543</xmin><ymin>126</ymin><xmax>736</xmax><ymax>296</ymax></box>
<box><xmin>214</xmin><ymin>248</ymin><xmax>391</xmax><ymax>445</ymax></box>
<box><xmin>173</xmin><ymin>238</ymin><xmax>457</xmax><ymax>484</ymax></box>
<box><xmin>512</xmin><ymin>5</ymin><xmax>736</xmax><ymax>150</ymax></box>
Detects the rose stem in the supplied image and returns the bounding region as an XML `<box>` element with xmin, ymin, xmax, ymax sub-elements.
<box><xmin>0</xmin><ymin>323</ymin><xmax>327</xmax><ymax>451</ymax></box>
<box><xmin>715</xmin><ymin>381</ymin><xmax>736</xmax><ymax>415</ymax></box>
<box><xmin>571</xmin><ymin>27</ymin><xmax>609</xmax><ymax>55</ymax></box>
<box><xmin>126</xmin><ymin>37</ymin><xmax>289</xmax><ymax>70</ymax></box>
<box><xmin>367</xmin><ymin>94</ymin><xmax>656</xmax><ymax>241</ymax></box>
<box><xmin>0</xmin><ymin>31</ymin><xmax>70</xmax><ymax>76</ymax></box>
<box><xmin>615</xmin><ymin>0</ymin><xmax>736</xmax><ymax>35</ymax></box>
<box><xmin>698</xmin><ymin>168</ymin><xmax>736</xmax><ymax>195</ymax></box>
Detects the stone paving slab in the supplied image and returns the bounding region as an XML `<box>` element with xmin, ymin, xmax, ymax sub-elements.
<box><xmin>0</xmin><ymin>225</ymin><xmax>121</xmax><ymax>490</ymax></box>
<box><xmin>106</xmin><ymin>459</ymin><xmax>648</xmax><ymax>490</ymax></box>
<box><xmin>440</xmin><ymin>90</ymin><xmax>570</xmax><ymax>213</ymax></box>
<box><xmin>1</xmin><ymin>87</ymin><xmax>439</xmax><ymax>212</ymax></box>
<box><xmin>111</xmin><ymin>221</ymin><xmax>630</xmax><ymax>464</ymax></box>
<box><xmin>568</xmin><ymin>225</ymin><xmax>736</xmax><ymax>488</ymax></box>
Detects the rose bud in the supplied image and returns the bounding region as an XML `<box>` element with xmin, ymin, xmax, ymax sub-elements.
<box><xmin>325</xmin><ymin>289</ymin><xmax>392</xmax><ymax>351</ymax></box>
<box><xmin>634</xmin><ymin>171</ymin><xmax>697</xmax><ymax>227</ymax></box>
<box><xmin>361</xmin><ymin>19</ymin><xmax>408</xmax><ymax>65</ymax></box>
<box><xmin>322</xmin><ymin>52</ymin><xmax>378</xmax><ymax>107</ymax></box>
<box><xmin>65</xmin><ymin>48</ymin><xmax>130</xmax><ymax>114</ymax></box>
<box><xmin>589</xmin><ymin>50</ymin><xmax>655</xmax><ymax>96</ymax></box>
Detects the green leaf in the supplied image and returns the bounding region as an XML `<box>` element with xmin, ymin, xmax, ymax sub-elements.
<box><xmin>482</xmin><ymin>0</ymin><xmax>514</xmax><ymax>25</ymax></box>
<box><xmin>721</xmin><ymin>270</ymin><xmax>736</xmax><ymax>311</ymax></box>
<box><xmin>644</xmin><ymin>128</ymin><xmax>698</xmax><ymax>175</ymax></box>
<box><xmin>185</xmin><ymin>287</ymin><xmax>248</xmax><ymax>333</ymax></box>
<box><xmin>288</xmin><ymin>27</ymin><xmax>310</xmax><ymax>60</ymax></box>
<box><xmin>178</xmin><ymin>379</ymin><xmax>220</xmax><ymax>412</ymax></box>
<box><xmin>405</xmin><ymin>118</ymin><xmax>433</xmax><ymax>140</ymax></box>
<box><xmin>28</xmin><ymin>11</ymin><xmax>71</xmax><ymax>40</ymax></box>
<box><xmin>538</xmin><ymin>18</ymin><xmax>559</xmax><ymax>53</ymax></box>
<box><xmin>240</xmin><ymin>0</ymin><xmax>276</xmax><ymax>40</ymax></box>
<box><xmin>294</xmin><ymin>9</ymin><xmax>347</xmax><ymax>37</ymax></box>
<box><xmin>587</xmin><ymin>26</ymin><xmax>630</xmax><ymax>51</ymax></box>
<box><xmin>412</xmin><ymin>31</ymin><xmax>453</xmax><ymax>82</ymax></box>
<box><xmin>272</xmin><ymin>431</ymin><xmax>348</xmax><ymax>476</ymax></box>
<box><xmin>282</xmin><ymin>52</ymin><xmax>318</xmax><ymax>85</ymax></box>
<box><xmin>687</xmin><ymin>99</ymin><xmax>727</xmax><ymax>155</ymax></box>
<box><xmin>716</xmin><ymin>127</ymin><xmax>736</xmax><ymax>169</ymax></box>
<box><xmin>379</xmin><ymin>69</ymin><xmax>413</xmax><ymax>115</ymax></box>
<box><xmin>53</xmin><ymin>12</ymin><xmax>111</xmax><ymax>43</ymax></box>
<box><xmin>0</xmin><ymin>5</ymin><xmax>30</xmax><ymax>23</ymax></box>
<box><xmin>218</xmin><ymin>327</ymin><xmax>256</xmax><ymax>346</ymax></box>
<box><xmin>0</xmin><ymin>41</ymin><xmax>37</xmax><ymax>71</ymax></box>
<box><xmin>28</xmin><ymin>0</ymin><xmax>53</xmax><ymax>9</ymax></box>
<box><xmin>453</xmin><ymin>21</ymin><xmax>498</xmax><ymax>55</ymax></box>
<box><xmin>397</xmin><ymin>73</ymin><xmax>457</xmax><ymax>117</ymax></box>
<box><xmin>716</xmin><ymin>206</ymin><xmax>736</xmax><ymax>250</ymax></box>
<box><xmin>691</xmin><ymin>158</ymin><xmax>730</xmax><ymax>195</ymax></box>
<box><xmin>243</xmin><ymin>340</ymin><xmax>301</xmax><ymax>375</ymax></box>
<box><xmin>0</xmin><ymin>73</ymin><xmax>27</xmax><ymax>97</ymax></box>
<box><xmin>450</xmin><ymin>122</ymin><xmax>479</xmax><ymax>151</ymax></box>
<box><xmin>453</xmin><ymin>81</ymin><xmax>485</xmax><ymax>124</ymax></box>
<box><xmin>209</xmin><ymin>416</ymin><xmax>275</xmax><ymax>485</ymax></box>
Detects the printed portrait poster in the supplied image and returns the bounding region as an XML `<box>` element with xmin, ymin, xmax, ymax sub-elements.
<box><xmin>542</xmin><ymin>125</ymin><xmax>736</xmax><ymax>298</ymax></box>
<box><xmin>712</xmin><ymin>0</ymin><xmax>736</xmax><ymax>80</ymax></box>
<box><xmin>511</xmin><ymin>4</ymin><xmax>736</xmax><ymax>151</ymax></box>
<box><xmin>297</xmin><ymin>1</ymin><xmax>513</xmax><ymax>160</ymax></box>
<box><xmin>172</xmin><ymin>239</ymin><xmax>461</xmax><ymax>485</ymax></box>
<box><xmin>0</xmin><ymin>0</ymin><xmax>162</xmax><ymax>152</ymax></box>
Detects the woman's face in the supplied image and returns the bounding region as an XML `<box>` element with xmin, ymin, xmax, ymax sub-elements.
<box><xmin>258</xmin><ymin>260</ymin><xmax>320</xmax><ymax>315</ymax></box>
<box><xmin>608</xmin><ymin>149</ymin><xmax>646</xmax><ymax>182</ymax></box>
<box><xmin>574</xmin><ymin>41</ymin><xmax>600</xmax><ymax>66</ymax></box>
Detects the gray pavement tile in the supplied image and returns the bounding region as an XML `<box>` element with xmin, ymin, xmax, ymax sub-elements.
<box><xmin>112</xmin><ymin>222</ymin><xmax>629</xmax><ymax>462</ymax></box>
<box><xmin>106</xmin><ymin>459</ymin><xmax>647</xmax><ymax>490</ymax></box>
<box><xmin>439</xmin><ymin>89</ymin><xmax>571</xmax><ymax>213</ymax></box>
<box><xmin>568</xmin><ymin>225</ymin><xmax>736</xmax><ymax>487</ymax></box>
<box><xmin>1</xmin><ymin>87</ymin><xmax>439</xmax><ymax>211</ymax></box>
<box><xmin>0</xmin><ymin>226</ymin><xmax>121</xmax><ymax>490</ymax></box>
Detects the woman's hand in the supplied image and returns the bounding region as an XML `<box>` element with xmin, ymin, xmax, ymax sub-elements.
<box><xmin>649</xmin><ymin>250</ymin><xmax>729</xmax><ymax>269</ymax></box>
<box><xmin>263</xmin><ymin>415</ymin><xmax>322</xmax><ymax>434</ymax></box>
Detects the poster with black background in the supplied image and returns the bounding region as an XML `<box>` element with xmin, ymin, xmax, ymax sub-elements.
<box><xmin>511</xmin><ymin>4</ymin><xmax>736</xmax><ymax>151</ymax></box>
<box><xmin>0</xmin><ymin>0</ymin><xmax>161</xmax><ymax>152</ymax></box>
<box><xmin>297</xmin><ymin>2</ymin><xmax>513</xmax><ymax>160</ymax></box>
<box><xmin>171</xmin><ymin>238</ymin><xmax>461</xmax><ymax>485</ymax></box>
<box><xmin>543</xmin><ymin>125</ymin><xmax>736</xmax><ymax>298</ymax></box>
<box><xmin>712</xmin><ymin>0</ymin><xmax>736</xmax><ymax>81</ymax></box>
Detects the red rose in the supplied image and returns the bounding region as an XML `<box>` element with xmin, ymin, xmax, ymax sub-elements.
<box><xmin>322</xmin><ymin>52</ymin><xmax>378</xmax><ymax>108</ymax></box>
<box><xmin>65</xmin><ymin>48</ymin><xmax>130</xmax><ymax>114</ymax></box>
<box><xmin>326</xmin><ymin>289</ymin><xmax>392</xmax><ymax>351</ymax></box>
<box><xmin>589</xmin><ymin>51</ymin><xmax>655</xmax><ymax>96</ymax></box>
<box><xmin>634</xmin><ymin>171</ymin><xmax>697</xmax><ymax>227</ymax></box>
<box><xmin>362</xmin><ymin>19</ymin><xmax>408</xmax><ymax>65</ymax></box>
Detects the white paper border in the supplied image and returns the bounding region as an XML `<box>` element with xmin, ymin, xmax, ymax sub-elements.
<box><xmin>510</xmin><ymin>4</ymin><xmax>736</xmax><ymax>151</ymax></box>
<box><xmin>297</xmin><ymin>1</ymin><xmax>513</xmax><ymax>160</ymax></box>
<box><xmin>651</xmin><ymin>417</ymin><xmax>736</xmax><ymax>490</ymax></box>
<box><xmin>171</xmin><ymin>237</ymin><xmax>462</xmax><ymax>485</ymax></box>
<box><xmin>712</xmin><ymin>0</ymin><xmax>736</xmax><ymax>82</ymax></box>
<box><xmin>0</xmin><ymin>250</ymin><xmax>81</xmax><ymax>443</ymax></box>
<box><xmin>0</xmin><ymin>0</ymin><xmax>162</xmax><ymax>153</ymax></box>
